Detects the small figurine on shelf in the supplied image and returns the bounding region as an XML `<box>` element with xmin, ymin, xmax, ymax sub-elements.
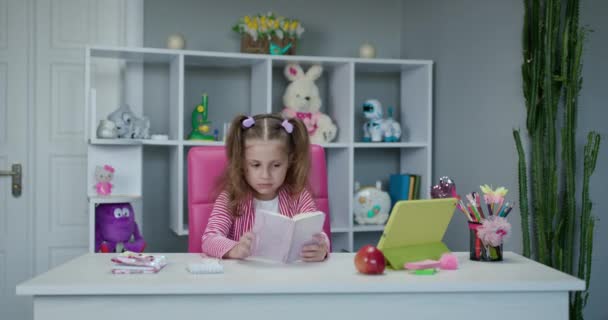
<box><xmin>94</xmin><ymin>165</ymin><xmax>114</xmax><ymax>196</ymax></box>
<box><xmin>95</xmin><ymin>203</ymin><xmax>146</xmax><ymax>253</ymax></box>
<box><xmin>359</xmin><ymin>42</ymin><xmax>376</xmax><ymax>58</ymax></box>
<box><xmin>107</xmin><ymin>104</ymin><xmax>150</xmax><ymax>139</ymax></box>
<box><xmin>166</xmin><ymin>33</ymin><xmax>186</xmax><ymax>49</ymax></box>
<box><xmin>362</xmin><ymin>99</ymin><xmax>402</xmax><ymax>142</ymax></box>
<box><xmin>96</xmin><ymin>120</ymin><xmax>118</xmax><ymax>139</ymax></box>
<box><xmin>353</xmin><ymin>181</ymin><xmax>391</xmax><ymax>225</ymax></box>
<box><xmin>188</xmin><ymin>94</ymin><xmax>216</xmax><ymax>141</ymax></box>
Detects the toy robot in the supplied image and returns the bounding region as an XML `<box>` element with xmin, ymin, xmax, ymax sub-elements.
<box><xmin>362</xmin><ymin>99</ymin><xmax>401</xmax><ymax>142</ymax></box>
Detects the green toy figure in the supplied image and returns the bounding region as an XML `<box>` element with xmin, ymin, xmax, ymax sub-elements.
<box><xmin>188</xmin><ymin>94</ymin><xmax>215</xmax><ymax>141</ymax></box>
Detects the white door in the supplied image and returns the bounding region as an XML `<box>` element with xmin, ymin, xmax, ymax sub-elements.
<box><xmin>33</xmin><ymin>0</ymin><xmax>141</xmax><ymax>274</ymax></box>
<box><xmin>0</xmin><ymin>0</ymin><xmax>32</xmax><ymax>319</ymax></box>
<box><xmin>0</xmin><ymin>1</ymin><xmax>141</xmax><ymax>318</ymax></box>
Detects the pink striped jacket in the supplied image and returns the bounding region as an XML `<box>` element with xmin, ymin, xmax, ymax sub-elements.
<box><xmin>201</xmin><ymin>187</ymin><xmax>329</xmax><ymax>258</ymax></box>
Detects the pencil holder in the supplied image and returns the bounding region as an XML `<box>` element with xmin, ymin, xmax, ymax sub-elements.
<box><xmin>468</xmin><ymin>221</ymin><xmax>503</xmax><ymax>262</ymax></box>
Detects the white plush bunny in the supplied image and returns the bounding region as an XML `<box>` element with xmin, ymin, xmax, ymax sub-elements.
<box><xmin>281</xmin><ymin>63</ymin><xmax>337</xmax><ymax>144</ymax></box>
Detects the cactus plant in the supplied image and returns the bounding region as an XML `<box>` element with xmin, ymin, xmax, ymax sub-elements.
<box><xmin>514</xmin><ymin>0</ymin><xmax>601</xmax><ymax>318</ymax></box>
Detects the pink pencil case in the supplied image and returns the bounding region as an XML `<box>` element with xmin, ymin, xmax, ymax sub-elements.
<box><xmin>404</xmin><ymin>260</ymin><xmax>441</xmax><ymax>270</ymax></box>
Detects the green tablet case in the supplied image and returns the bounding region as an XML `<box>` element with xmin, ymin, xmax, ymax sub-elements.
<box><xmin>377</xmin><ymin>198</ymin><xmax>457</xmax><ymax>269</ymax></box>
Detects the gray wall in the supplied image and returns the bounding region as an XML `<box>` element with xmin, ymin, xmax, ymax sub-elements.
<box><xmin>144</xmin><ymin>1</ymin><xmax>607</xmax><ymax>318</ymax></box>
<box><xmin>144</xmin><ymin>0</ymin><xmax>403</xmax><ymax>58</ymax></box>
<box><xmin>401</xmin><ymin>0</ymin><xmax>607</xmax><ymax>319</ymax></box>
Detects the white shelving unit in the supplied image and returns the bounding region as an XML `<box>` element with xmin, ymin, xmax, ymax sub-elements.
<box><xmin>85</xmin><ymin>46</ymin><xmax>433</xmax><ymax>253</ymax></box>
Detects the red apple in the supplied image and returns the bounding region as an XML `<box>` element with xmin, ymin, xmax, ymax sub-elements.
<box><xmin>354</xmin><ymin>245</ymin><xmax>386</xmax><ymax>274</ymax></box>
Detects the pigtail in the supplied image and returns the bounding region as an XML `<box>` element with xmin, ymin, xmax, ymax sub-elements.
<box><xmin>222</xmin><ymin>114</ymin><xmax>251</xmax><ymax>216</ymax></box>
<box><xmin>225</xmin><ymin>114</ymin><xmax>247</xmax><ymax>162</ymax></box>
<box><xmin>285</xmin><ymin>117</ymin><xmax>311</xmax><ymax>195</ymax></box>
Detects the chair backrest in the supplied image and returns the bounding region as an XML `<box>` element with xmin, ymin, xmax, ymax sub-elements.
<box><xmin>187</xmin><ymin>145</ymin><xmax>331</xmax><ymax>253</ymax></box>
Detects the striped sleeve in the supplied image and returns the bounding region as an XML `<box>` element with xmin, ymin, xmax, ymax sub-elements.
<box><xmin>297</xmin><ymin>188</ymin><xmax>318</xmax><ymax>213</ymax></box>
<box><xmin>297</xmin><ymin>189</ymin><xmax>331</xmax><ymax>256</ymax></box>
<box><xmin>201</xmin><ymin>191</ymin><xmax>239</xmax><ymax>258</ymax></box>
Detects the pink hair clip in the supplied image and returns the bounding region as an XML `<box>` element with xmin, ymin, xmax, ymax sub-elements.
<box><xmin>281</xmin><ymin>119</ymin><xmax>293</xmax><ymax>133</ymax></box>
<box><xmin>241</xmin><ymin>116</ymin><xmax>255</xmax><ymax>128</ymax></box>
<box><xmin>103</xmin><ymin>165</ymin><xmax>115</xmax><ymax>173</ymax></box>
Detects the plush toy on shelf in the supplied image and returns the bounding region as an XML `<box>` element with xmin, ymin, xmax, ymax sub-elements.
<box><xmin>362</xmin><ymin>99</ymin><xmax>402</xmax><ymax>142</ymax></box>
<box><xmin>94</xmin><ymin>165</ymin><xmax>114</xmax><ymax>196</ymax></box>
<box><xmin>95</xmin><ymin>202</ymin><xmax>146</xmax><ymax>253</ymax></box>
<box><xmin>353</xmin><ymin>181</ymin><xmax>391</xmax><ymax>225</ymax></box>
<box><xmin>281</xmin><ymin>63</ymin><xmax>337</xmax><ymax>144</ymax></box>
<box><xmin>107</xmin><ymin>104</ymin><xmax>150</xmax><ymax>139</ymax></box>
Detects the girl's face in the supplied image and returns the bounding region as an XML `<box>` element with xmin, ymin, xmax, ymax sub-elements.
<box><xmin>244</xmin><ymin>139</ymin><xmax>289</xmax><ymax>200</ymax></box>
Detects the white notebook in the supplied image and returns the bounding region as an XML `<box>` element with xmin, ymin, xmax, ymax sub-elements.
<box><xmin>251</xmin><ymin>209</ymin><xmax>325</xmax><ymax>263</ymax></box>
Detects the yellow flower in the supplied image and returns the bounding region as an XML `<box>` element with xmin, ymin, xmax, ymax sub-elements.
<box><xmin>244</xmin><ymin>16</ymin><xmax>251</xmax><ymax>23</ymax></box>
<box><xmin>260</xmin><ymin>16</ymin><xmax>266</xmax><ymax>24</ymax></box>
<box><xmin>274</xmin><ymin>21</ymin><xmax>279</xmax><ymax>29</ymax></box>
<box><xmin>290</xmin><ymin>21</ymin><xmax>298</xmax><ymax>31</ymax></box>
<box><xmin>248</xmin><ymin>21</ymin><xmax>258</xmax><ymax>31</ymax></box>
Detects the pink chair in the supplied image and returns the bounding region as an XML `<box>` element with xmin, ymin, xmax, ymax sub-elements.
<box><xmin>187</xmin><ymin>145</ymin><xmax>331</xmax><ymax>253</ymax></box>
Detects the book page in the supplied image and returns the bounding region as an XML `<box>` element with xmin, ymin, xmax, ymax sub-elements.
<box><xmin>251</xmin><ymin>209</ymin><xmax>293</xmax><ymax>263</ymax></box>
<box><xmin>287</xmin><ymin>211</ymin><xmax>325</xmax><ymax>263</ymax></box>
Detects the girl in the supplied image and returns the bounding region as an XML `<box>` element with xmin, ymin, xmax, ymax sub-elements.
<box><xmin>201</xmin><ymin>114</ymin><xmax>330</xmax><ymax>262</ymax></box>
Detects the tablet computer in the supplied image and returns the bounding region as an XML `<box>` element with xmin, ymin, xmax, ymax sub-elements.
<box><xmin>377</xmin><ymin>197</ymin><xmax>458</xmax><ymax>269</ymax></box>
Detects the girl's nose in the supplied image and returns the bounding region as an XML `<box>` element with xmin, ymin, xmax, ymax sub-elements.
<box><xmin>261</xmin><ymin>168</ymin><xmax>271</xmax><ymax>178</ymax></box>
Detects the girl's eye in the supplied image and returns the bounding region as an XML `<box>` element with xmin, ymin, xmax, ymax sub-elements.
<box><xmin>273</xmin><ymin>163</ymin><xmax>282</xmax><ymax>168</ymax></box>
<box><xmin>250</xmin><ymin>163</ymin><xmax>260</xmax><ymax>168</ymax></box>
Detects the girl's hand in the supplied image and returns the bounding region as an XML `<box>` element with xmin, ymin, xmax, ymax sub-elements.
<box><xmin>301</xmin><ymin>233</ymin><xmax>329</xmax><ymax>262</ymax></box>
<box><xmin>225</xmin><ymin>232</ymin><xmax>255</xmax><ymax>259</ymax></box>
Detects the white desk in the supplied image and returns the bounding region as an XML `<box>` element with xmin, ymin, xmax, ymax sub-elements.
<box><xmin>17</xmin><ymin>252</ymin><xmax>583</xmax><ymax>320</ymax></box>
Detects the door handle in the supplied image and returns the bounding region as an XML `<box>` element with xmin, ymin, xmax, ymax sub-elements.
<box><xmin>0</xmin><ymin>164</ymin><xmax>22</xmax><ymax>197</ymax></box>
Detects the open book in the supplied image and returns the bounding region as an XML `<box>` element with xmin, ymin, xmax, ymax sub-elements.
<box><xmin>251</xmin><ymin>209</ymin><xmax>325</xmax><ymax>263</ymax></box>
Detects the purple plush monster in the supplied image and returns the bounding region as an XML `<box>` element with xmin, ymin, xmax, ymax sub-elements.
<box><xmin>95</xmin><ymin>203</ymin><xmax>146</xmax><ymax>253</ymax></box>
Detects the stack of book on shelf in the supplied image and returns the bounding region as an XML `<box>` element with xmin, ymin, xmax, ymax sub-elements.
<box><xmin>110</xmin><ymin>251</ymin><xmax>167</xmax><ymax>274</ymax></box>
<box><xmin>389</xmin><ymin>174</ymin><xmax>422</xmax><ymax>206</ymax></box>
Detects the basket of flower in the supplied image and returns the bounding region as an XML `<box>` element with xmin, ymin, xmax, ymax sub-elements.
<box><xmin>232</xmin><ymin>12</ymin><xmax>304</xmax><ymax>55</ymax></box>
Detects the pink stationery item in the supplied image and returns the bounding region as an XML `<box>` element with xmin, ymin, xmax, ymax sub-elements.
<box><xmin>404</xmin><ymin>253</ymin><xmax>459</xmax><ymax>270</ymax></box>
<box><xmin>110</xmin><ymin>251</ymin><xmax>167</xmax><ymax>274</ymax></box>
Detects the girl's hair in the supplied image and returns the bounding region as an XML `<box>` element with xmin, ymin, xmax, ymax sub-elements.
<box><xmin>220</xmin><ymin>113</ymin><xmax>310</xmax><ymax>216</ymax></box>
